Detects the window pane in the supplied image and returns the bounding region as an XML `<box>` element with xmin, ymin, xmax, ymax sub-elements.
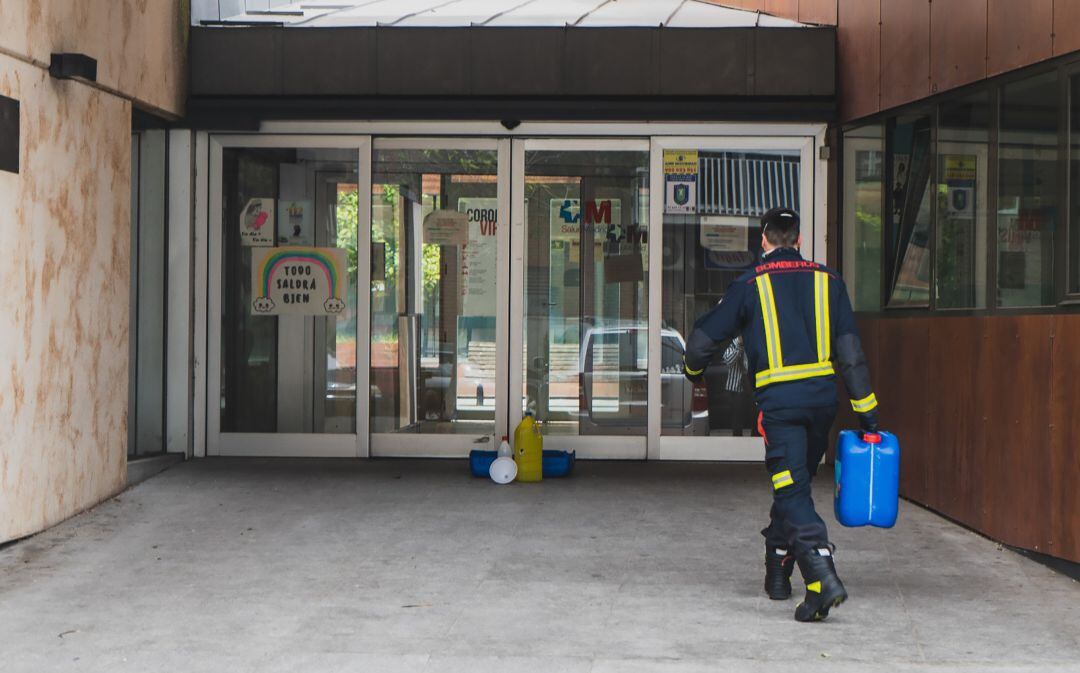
<box><xmin>220</xmin><ymin>148</ymin><xmax>359</xmax><ymax>434</ymax></box>
<box><xmin>522</xmin><ymin>150</ymin><xmax>649</xmax><ymax>436</ymax></box>
<box><xmin>843</xmin><ymin>124</ymin><xmax>884</xmax><ymax>311</ymax></box>
<box><xmin>887</xmin><ymin>114</ymin><xmax>933</xmax><ymax>308</ymax></box>
<box><xmin>661</xmin><ymin>149</ymin><xmax>799</xmax><ymax>437</ymax></box>
<box><xmin>936</xmin><ymin>93</ymin><xmax>990</xmax><ymax>309</ymax></box>
<box><xmin>998</xmin><ymin>72</ymin><xmax>1058</xmax><ymax>307</ymax></box>
<box><xmin>1071</xmin><ymin>74</ymin><xmax>1080</xmax><ymax>294</ymax></box>
<box><xmin>130</xmin><ymin>130</ymin><xmax>167</xmax><ymax>456</ymax></box>
<box><xmin>370</xmin><ymin>149</ymin><xmax>499</xmax><ymax>435</ymax></box>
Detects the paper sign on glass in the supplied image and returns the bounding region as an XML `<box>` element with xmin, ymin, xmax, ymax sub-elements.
<box><xmin>423</xmin><ymin>210</ymin><xmax>468</xmax><ymax>245</ymax></box>
<box><xmin>240</xmin><ymin>197</ymin><xmax>275</xmax><ymax>247</ymax></box>
<box><xmin>700</xmin><ymin>215</ymin><xmax>750</xmax><ymax>252</ymax></box>
<box><xmin>250</xmin><ymin>246</ymin><xmax>348</xmax><ymax>316</ymax></box>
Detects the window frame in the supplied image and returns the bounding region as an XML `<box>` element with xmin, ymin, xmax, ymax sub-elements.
<box><xmin>840</xmin><ymin>121</ymin><xmax>887</xmax><ymax>313</ymax></box>
<box><xmin>882</xmin><ymin>107</ymin><xmax>938</xmax><ymax>311</ymax></box>
<box><xmin>1059</xmin><ymin>62</ymin><xmax>1080</xmax><ymax>304</ymax></box>
<box><xmin>840</xmin><ymin>54</ymin><xmax>1080</xmax><ymax>317</ymax></box>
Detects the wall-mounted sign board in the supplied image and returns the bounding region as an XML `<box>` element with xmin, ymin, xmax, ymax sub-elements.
<box><xmin>0</xmin><ymin>95</ymin><xmax>18</xmax><ymax>174</ymax></box>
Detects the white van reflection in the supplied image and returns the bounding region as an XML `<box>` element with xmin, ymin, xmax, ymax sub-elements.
<box><xmin>577</xmin><ymin>325</ymin><xmax>709</xmax><ymax>436</ymax></box>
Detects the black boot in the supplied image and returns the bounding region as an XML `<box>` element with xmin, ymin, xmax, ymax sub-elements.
<box><xmin>764</xmin><ymin>545</ymin><xmax>795</xmax><ymax>600</ymax></box>
<box><xmin>794</xmin><ymin>548</ymin><xmax>847</xmax><ymax>622</ymax></box>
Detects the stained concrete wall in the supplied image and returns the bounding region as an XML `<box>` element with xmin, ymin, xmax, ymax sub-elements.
<box><xmin>0</xmin><ymin>2</ymin><xmax>186</xmax><ymax>543</ymax></box>
<box><xmin>0</xmin><ymin>0</ymin><xmax>187</xmax><ymax>115</ymax></box>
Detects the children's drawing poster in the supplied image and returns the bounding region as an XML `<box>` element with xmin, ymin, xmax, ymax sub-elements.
<box><xmin>279</xmin><ymin>200</ymin><xmax>313</xmax><ymax>245</ymax></box>
<box><xmin>240</xmin><ymin>197</ymin><xmax>275</xmax><ymax>247</ymax></box>
<box><xmin>250</xmin><ymin>246</ymin><xmax>348</xmax><ymax>316</ymax></box>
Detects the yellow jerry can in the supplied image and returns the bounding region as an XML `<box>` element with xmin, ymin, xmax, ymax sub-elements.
<box><xmin>513</xmin><ymin>413</ymin><xmax>543</xmax><ymax>483</ymax></box>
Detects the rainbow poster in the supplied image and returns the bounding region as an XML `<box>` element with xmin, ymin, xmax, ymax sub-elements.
<box><xmin>250</xmin><ymin>246</ymin><xmax>348</xmax><ymax>316</ymax></box>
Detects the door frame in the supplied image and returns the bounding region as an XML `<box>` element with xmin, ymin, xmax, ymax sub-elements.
<box><xmin>196</xmin><ymin>124</ymin><xmax>826</xmax><ymax>460</ymax></box>
<box><xmin>205</xmin><ymin>134</ymin><xmax>372</xmax><ymax>457</ymax></box>
<box><xmin>647</xmin><ymin>135</ymin><xmax>819</xmax><ymax>461</ymax></box>
<box><xmin>368</xmin><ymin>137</ymin><xmax>512</xmax><ymax>457</ymax></box>
<box><xmin>510</xmin><ymin>137</ymin><xmax>652</xmax><ymax>459</ymax></box>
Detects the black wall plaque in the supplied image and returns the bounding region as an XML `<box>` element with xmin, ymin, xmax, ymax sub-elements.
<box><xmin>0</xmin><ymin>95</ymin><xmax>17</xmax><ymax>174</ymax></box>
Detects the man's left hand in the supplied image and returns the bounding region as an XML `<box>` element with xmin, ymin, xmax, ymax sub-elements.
<box><xmin>683</xmin><ymin>357</ymin><xmax>705</xmax><ymax>383</ymax></box>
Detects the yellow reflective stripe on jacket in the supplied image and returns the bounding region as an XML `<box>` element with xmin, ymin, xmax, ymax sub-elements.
<box><xmin>755</xmin><ymin>361</ymin><xmax>835</xmax><ymax>388</ymax></box>
<box><xmin>814</xmin><ymin>271</ymin><xmax>831</xmax><ymax>362</ymax></box>
<box><xmin>755</xmin><ymin>274</ymin><xmax>783</xmax><ymax>370</ymax></box>
<box><xmin>851</xmin><ymin>392</ymin><xmax>879</xmax><ymax>413</ymax></box>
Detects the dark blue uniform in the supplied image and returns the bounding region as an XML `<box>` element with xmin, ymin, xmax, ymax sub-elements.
<box><xmin>683</xmin><ymin>247</ymin><xmax>878</xmax><ymax>555</ymax></box>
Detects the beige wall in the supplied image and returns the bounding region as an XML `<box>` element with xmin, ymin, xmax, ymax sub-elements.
<box><xmin>0</xmin><ymin>0</ymin><xmax>187</xmax><ymax>115</ymax></box>
<box><xmin>0</xmin><ymin>2</ymin><xmax>185</xmax><ymax>542</ymax></box>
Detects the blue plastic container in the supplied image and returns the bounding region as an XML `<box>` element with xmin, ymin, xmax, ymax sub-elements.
<box><xmin>469</xmin><ymin>449</ymin><xmax>576</xmax><ymax>479</ymax></box>
<box><xmin>834</xmin><ymin>430</ymin><xmax>900</xmax><ymax>528</ymax></box>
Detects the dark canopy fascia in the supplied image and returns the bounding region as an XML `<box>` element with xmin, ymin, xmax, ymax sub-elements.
<box><xmin>187</xmin><ymin>25</ymin><xmax>835</xmax><ymax>128</ymax></box>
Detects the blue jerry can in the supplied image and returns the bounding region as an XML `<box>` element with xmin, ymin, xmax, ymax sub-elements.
<box><xmin>834</xmin><ymin>430</ymin><xmax>900</xmax><ymax>528</ymax></box>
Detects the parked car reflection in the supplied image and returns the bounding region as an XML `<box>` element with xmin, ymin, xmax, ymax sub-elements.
<box><xmin>575</xmin><ymin>324</ymin><xmax>709</xmax><ymax>436</ymax></box>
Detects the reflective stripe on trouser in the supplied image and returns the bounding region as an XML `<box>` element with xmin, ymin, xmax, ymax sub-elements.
<box><xmin>759</xmin><ymin>406</ymin><xmax>837</xmax><ymax>554</ymax></box>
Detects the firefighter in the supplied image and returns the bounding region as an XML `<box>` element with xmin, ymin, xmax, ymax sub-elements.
<box><xmin>683</xmin><ymin>207</ymin><xmax>879</xmax><ymax>622</ymax></box>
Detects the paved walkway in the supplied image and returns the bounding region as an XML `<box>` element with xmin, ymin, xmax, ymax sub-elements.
<box><xmin>1</xmin><ymin>459</ymin><xmax>1077</xmax><ymax>672</ymax></box>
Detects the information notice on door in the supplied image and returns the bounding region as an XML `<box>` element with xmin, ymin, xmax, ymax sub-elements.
<box><xmin>250</xmin><ymin>245</ymin><xmax>348</xmax><ymax>316</ymax></box>
<box><xmin>663</xmin><ymin>150</ymin><xmax>698</xmax><ymax>215</ymax></box>
<box><xmin>457</xmin><ymin>197</ymin><xmax>499</xmax><ymax>318</ymax></box>
<box><xmin>701</xmin><ymin>215</ymin><xmax>755</xmax><ymax>269</ymax></box>
<box><xmin>423</xmin><ymin>209</ymin><xmax>468</xmax><ymax>245</ymax></box>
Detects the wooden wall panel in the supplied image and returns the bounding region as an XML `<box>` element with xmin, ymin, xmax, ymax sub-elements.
<box><xmin>862</xmin><ymin>314</ymin><xmax>1076</xmax><ymax>563</ymax></box>
<box><xmin>799</xmin><ymin>0</ymin><xmax>838</xmax><ymax>25</ymax></box>
<box><xmin>704</xmin><ymin>0</ymin><xmax>762</xmax><ymax>10</ymax></box>
<box><xmin>875</xmin><ymin>318</ymin><xmax>931</xmax><ymax>502</ymax></box>
<box><xmin>979</xmin><ymin>316</ymin><xmax>1053</xmax><ymax>551</ymax></box>
<box><xmin>930</xmin><ymin>0</ymin><xmax>988</xmax><ymax>94</ymax></box>
<box><xmin>1049</xmin><ymin>315</ymin><xmax>1080</xmax><ymax>562</ymax></box>
<box><xmin>837</xmin><ymin>0</ymin><xmax>881</xmax><ymax>120</ymax></box>
<box><xmin>1053</xmin><ymin>0</ymin><xmax>1080</xmax><ymax>55</ymax></box>
<box><xmin>700</xmin><ymin>0</ymin><xmax>810</xmax><ymax>22</ymax></box>
<box><xmin>880</xmin><ymin>0</ymin><xmax>931</xmax><ymax>109</ymax></box>
<box><xmin>987</xmin><ymin>0</ymin><xmax>1054</xmax><ymax>76</ymax></box>
<box><xmin>925</xmin><ymin>316</ymin><xmax>987</xmax><ymax>529</ymax></box>
<box><xmin>764</xmin><ymin>0</ymin><xmax>800</xmax><ymax>20</ymax></box>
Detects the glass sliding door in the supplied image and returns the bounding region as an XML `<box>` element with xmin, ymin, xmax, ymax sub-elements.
<box><xmin>202</xmin><ymin>128</ymin><xmax>821</xmax><ymax>461</ymax></box>
<box><xmin>510</xmin><ymin>140</ymin><xmax>650</xmax><ymax>458</ymax></box>
<box><xmin>369</xmin><ymin>140</ymin><xmax>510</xmax><ymax>456</ymax></box>
<box><xmin>207</xmin><ymin>136</ymin><xmax>370</xmax><ymax>457</ymax></box>
<box><xmin>650</xmin><ymin>137</ymin><xmax>815</xmax><ymax>461</ymax></box>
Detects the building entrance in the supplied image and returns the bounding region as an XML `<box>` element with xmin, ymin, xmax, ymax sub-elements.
<box><xmin>202</xmin><ymin>125</ymin><xmax>821</xmax><ymax>460</ymax></box>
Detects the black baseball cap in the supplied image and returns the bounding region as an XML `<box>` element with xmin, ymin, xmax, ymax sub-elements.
<box><xmin>760</xmin><ymin>207</ymin><xmax>799</xmax><ymax>234</ymax></box>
